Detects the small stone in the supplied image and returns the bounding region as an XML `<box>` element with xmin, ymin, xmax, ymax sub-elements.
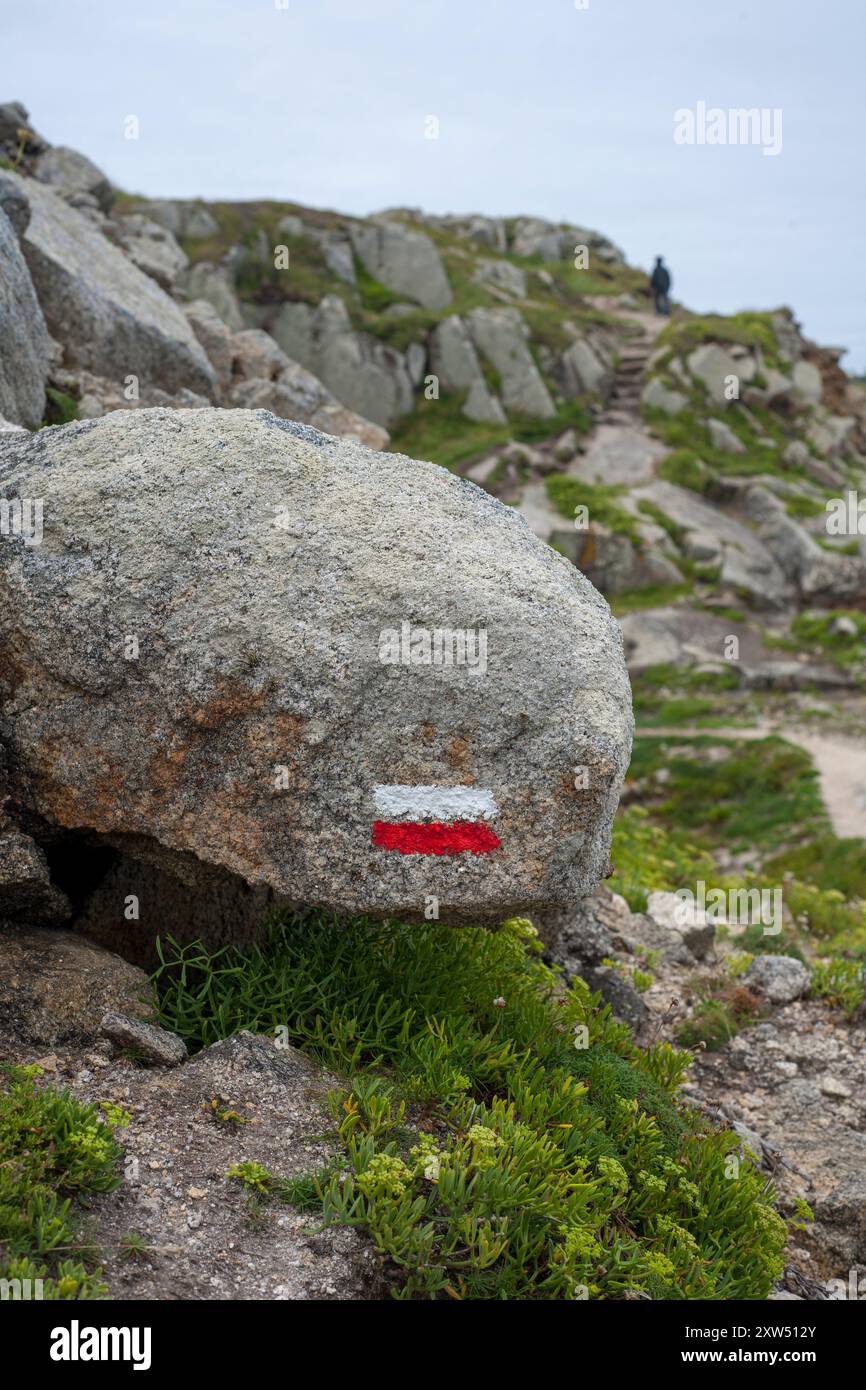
<box><xmin>100</xmin><ymin>1012</ymin><xmax>188</xmax><ymax>1067</ymax></box>
<box><xmin>820</xmin><ymin>1075</ymin><xmax>852</xmax><ymax>1099</ymax></box>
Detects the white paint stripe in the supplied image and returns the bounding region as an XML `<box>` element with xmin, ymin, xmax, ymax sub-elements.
<box><xmin>373</xmin><ymin>784</ymin><xmax>498</xmax><ymax>822</ymax></box>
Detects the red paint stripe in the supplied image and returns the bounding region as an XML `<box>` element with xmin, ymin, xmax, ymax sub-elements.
<box><xmin>372</xmin><ymin>820</ymin><xmax>502</xmax><ymax>855</ymax></box>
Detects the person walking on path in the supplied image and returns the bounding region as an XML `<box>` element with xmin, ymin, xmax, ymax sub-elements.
<box><xmin>650</xmin><ymin>256</ymin><xmax>671</xmax><ymax>316</ymax></box>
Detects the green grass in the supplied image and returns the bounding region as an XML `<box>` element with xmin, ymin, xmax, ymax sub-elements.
<box><xmin>610</xmin><ymin>584</ymin><xmax>690</xmax><ymax>615</ymax></box>
<box><xmin>655</xmin><ymin>311</ymin><xmax>782</xmax><ymax>366</ymax></box>
<box><xmin>626</xmin><ymin>735</ymin><xmax>826</xmax><ymax>856</ymax></box>
<box><xmin>809</xmin><ymin>958</ymin><xmax>866</xmax><ymax>1016</ymax></box>
<box><xmin>389</xmin><ymin>396</ymin><xmax>591</xmax><ymax>473</ymax></box>
<box><xmin>631</xmin><ymin>664</ymin><xmax>743</xmax><ymax>727</ymax></box>
<box><xmin>615</xmin><ymin>732</ymin><xmax>866</xmax><ymax>989</ymax></box>
<box><xmin>789</xmin><ymin>611</ymin><xmax>866</xmax><ymax>669</ymax></box>
<box><xmin>353</xmin><ymin>258</ymin><xmax>405</xmax><ymax>313</ymax></box>
<box><xmin>544</xmin><ymin>474</ymin><xmax>640</xmax><ymax>539</ymax></box>
<box><xmin>0</xmin><ymin>1065</ymin><xmax>124</xmax><ymax>1299</ymax></box>
<box><xmin>648</xmin><ymin>408</ymin><xmax>782</xmax><ymax>483</ymax></box>
<box><xmin>656</xmin><ymin>447</ymin><xmax>717</xmax><ymax>495</ymax></box>
<box><xmin>150</xmin><ymin>913</ymin><xmax>787</xmax><ymax>1300</ymax></box>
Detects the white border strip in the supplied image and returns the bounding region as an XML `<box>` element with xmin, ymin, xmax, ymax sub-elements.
<box><xmin>373</xmin><ymin>784</ymin><xmax>498</xmax><ymax>821</ymax></box>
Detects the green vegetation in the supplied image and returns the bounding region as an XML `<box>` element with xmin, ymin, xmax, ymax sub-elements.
<box><xmin>631</xmin><ymin>663</ymin><xmax>742</xmax><ymax>727</ymax></box>
<box><xmin>544</xmin><ymin>474</ymin><xmax>640</xmax><ymax>539</ymax></box>
<box><xmin>655</xmin><ymin>311</ymin><xmax>781</xmax><ymax>365</ymax></box>
<box><xmin>626</xmin><ymin>735</ymin><xmax>825</xmax><ymax>856</ymax></box>
<box><xmin>646</xmin><ymin>407</ymin><xmax>782</xmax><ymax>486</ymax></box>
<box><xmin>42</xmin><ymin>386</ymin><xmax>79</xmax><ymax>428</ymax></box>
<box><xmin>610</xmin><ymin>584</ymin><xmax>690</xmax><ymax>615</ymax></box>
<box><xmin>809</xmin><ymin>958</ymin><xmax>866</xmax><ymax>1016</ymax></box>
<box><xmin>612</xmin><ymin>733</ymin><xmax>866</xmax><ymax>1013</ymax></box>
<box><xmin>152</xmin><ymin>914</ymin><xmax>787</xmax><ymax>1299</ymax></box>
<box><xmin>0</xmin><ymin>1065</ymin><xmax>123</xmax><ymax>1299</ymax></box>
<box><xmin>676</xmin><ymin>977</ymin><xmax>765</xmax><ymax>1052</ymax></box>
<box><xmin>789</xmin><ymin>610</ymin><xmax>866</xmax><ymax>669</ymax></box>
<box><xmin>353</xmin><ymin>258</ymin><xmax>404</xmax><ymax>314</ymax></box>
<box><xmin>390</xmin><ymin>397</ymin><xmax>591</xmax><ymax>473</ymax></box>
<box><xmin>656</xmin><ymin>448</ymin><xmax>717</xmax><ymax>494</ymax></box>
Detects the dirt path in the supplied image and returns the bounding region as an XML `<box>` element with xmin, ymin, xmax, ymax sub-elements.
<box><xmin>637</xmin><ymin>722</ymin><xmax>866</xmax><ymax>840</ymax></box>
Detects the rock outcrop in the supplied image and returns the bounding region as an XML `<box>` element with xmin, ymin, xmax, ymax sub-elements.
<box><xmin>3</xmin><ymin>172</ymin><xmax>216</xmax><ymax>397</ymax></box>
<box><xmin>349</xmin><ymin>218</ymin><xmax>452</xmax><ymax>311</ymax></box>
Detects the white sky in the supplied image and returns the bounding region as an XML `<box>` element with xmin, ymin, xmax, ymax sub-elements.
<box><xmin>6</xmin><ymin>0</ymin><xmax>865</xmax><ymax>368</ymax></box>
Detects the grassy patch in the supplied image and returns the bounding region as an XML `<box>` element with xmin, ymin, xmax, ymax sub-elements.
<box><xmin>545</xmin><ymin>474</ymin><xmax>640</xmax><ymax>539</ymax></box>
<box><xmin>631</xmin><ymin>664</ymin><xmax>743</xmax><ymax>727</ymax></box>
<box><xmin>389</xmin><ymin>397</ymin><xmax>590</xmax><ymax>473</ymax></box>
<box><xmin>41</xmin><ymin>387</ymin><xmax>80</xmax><ymax>428</ymax></box>
<box><xmin>655</xmin><ymin>311</ymin><xmax>781</xmax><ymax>365</ymax></box>
<box><xmin>151</xmin><ymin>914</ymin><xmax>787</xmax><ymax>1300</ymax></box>
<box><xmin>0</xmin><ymin>1065</ymin><xmax>124</xmax><ymax>1299</ymax></box>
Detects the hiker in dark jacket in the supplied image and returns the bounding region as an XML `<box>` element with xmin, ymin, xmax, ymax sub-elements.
<box><xmin>650</xmin><ymin>256</ymin><xmax>671</xmax><ymax>316</ymax></box>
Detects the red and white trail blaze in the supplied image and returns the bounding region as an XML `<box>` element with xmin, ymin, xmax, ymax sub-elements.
<box><xmin>371</xmin><ymin>784</ymin><xmax>501</xmax><ymax>856</ymax></box>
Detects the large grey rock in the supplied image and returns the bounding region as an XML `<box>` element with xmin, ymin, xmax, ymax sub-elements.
<box><xmin>0</xmin><ymin>823</ymin><xmax>69</xmax><ymax>923</ymax></box>
<box><xmin>229</xmin><ymin>327</ymin><xmax>290</xmax><ymax>381</ymax></box>
<box><xmin>270</xmin><ymin>295</ymin><xmax>413</xmax><ymax>428</ymax></box>
<box><xmin>99</xmin><ymin>1010</ymin><xmax>188</xmax><ymax>1066</ymax></box>
<box><xmin>688</xmin><ymin>343</ymin><xmax>756</xmax><ymax>405</ymax></box>
<box><xmin>0</xmin><ymin>409</ymin><xmax>632</xmax><ymax>923</ymax></box>
<box><xmin>792</xmin><ymin>360</ymin><xmax>823</xmax><ymax>405</ymax></box>
<box><xmin>428</xmin><ymin>315</ymin><xmax>506</xmax><ymax>424</ymax></box>
<box><xmin>473</xmin><ymin>258</ymin><xmax>527</xmax><ymax>298</ymax></box>
<box><xmin>33</xmin><ymin>145</ymin><xmax>114</xmax><ymax>213</ymax></box>
<box><xmin>349</xmin><ymin>219</ymin><xmax>452</xmax><ymax>311</ymax></box>
<box><xmin>467</xmin><ymin>307</ymin><xmax>555</xmax><ymax>419</ymax></box>
<box><xmin>0</xmin><ymin>101</ymin><xmax>37</xmax><ymax>149</ymax></box>
<box><xmin>551</xmin><ymin>523</ymin><xmax>682</xmax><ymax>595</ymax></box>
<box><xmin>707</xmin><ymin>417</ymin><xmax>746</xmax><ymax>454</ymax></box>
<box><xmin>114</xmin><ymin>213</ymin><xmax>189</xmax><ymax>291</ymax></box>
<box><xmin>4</xmin><ymin>172</ymin><xmax>216</xmax><ymax>397</ymax></box>
<box><xmin>0</xmin><ymin>927</ymin><xmax>151</xmax><ymax>1047</ymax></box>
<box><xmin>181</xmin><ymin>261</ymin><xmax>245</xmax><ymax>332</ymax></box>
<box><xmin>0</xmin><ymin>206</ymin><xmax>50</xmax><ymax>428</ymax></box>
<box><xmin>511</xmin><ymin>218</ymin><xmax>566</xmax><ymax>261</ymax></box>
<box><xmin>317</xmin><ymin>230</ymin><xmax>356</xmax><ymax>285</ymax></box>
<box><xmin>435</xmin><ymin>214</ymin><xmax>507</xmax><ymax>253</ymax></box>
<box><xmin>183</xmin><ymin>298</ymin><xmax>233</xmax><ymax>390</ymax></box>
<box><xmin>744</xmin><ymin>954</ymin><xmax>811</xmax><ymax>1005</ymax></box>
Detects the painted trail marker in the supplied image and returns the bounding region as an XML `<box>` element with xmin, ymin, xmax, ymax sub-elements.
<box><xmin>372</xmin><ymin>784</ymin><xmax>501</xmax><ymax>856</ymax></box>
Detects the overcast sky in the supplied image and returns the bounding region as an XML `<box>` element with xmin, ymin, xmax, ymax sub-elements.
<box><xmin>7</xmin><ymin>0</ymin><xmax>865</xmax><ymax>369</ymax></box>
